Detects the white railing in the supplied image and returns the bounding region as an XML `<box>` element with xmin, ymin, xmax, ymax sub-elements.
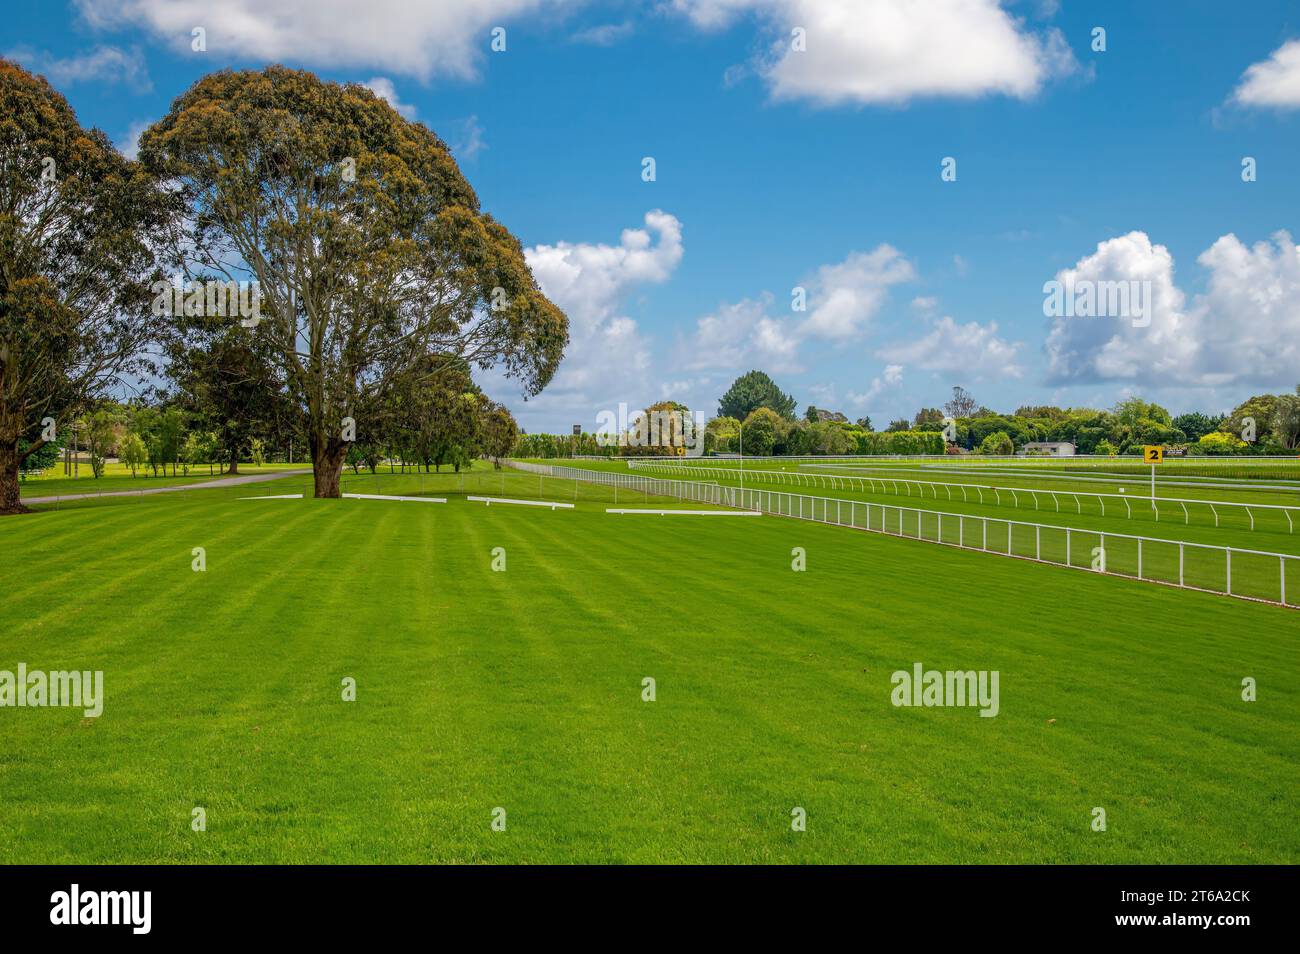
<box><xmin>627</xmin><ymin>461</ymin><xmax>1298</xmax><ymax>532</ymax></box>
<box><xmin>798</xmin><ymin>458</ymin><xmax>1300</xmax><ymax>470</ymax></box>
<box><xmin>509</xmin><ymin>461</ymin><xmax>1298</xmax><ymax>609</ymax></box>
<box><xmin>508</xmin><ymin>460</ymin><xmax>729</xmax><ymax>506</ymax></box>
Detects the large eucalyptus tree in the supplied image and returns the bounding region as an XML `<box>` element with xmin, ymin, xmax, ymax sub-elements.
<box><xmin>0</xmin><ymin>58</ymin><xmax>171</xmax><ymax>514</ymax></box>
<box><xmin>141</xmin><ymin>66</ymin><xmax>567</xmax><ymax>497</ymax></box>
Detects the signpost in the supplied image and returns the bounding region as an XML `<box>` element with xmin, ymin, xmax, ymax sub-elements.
<box><xmin>1143</xmin><ymin>445</ymin><xmax>1163</xmax><ymax>504</ymax></box>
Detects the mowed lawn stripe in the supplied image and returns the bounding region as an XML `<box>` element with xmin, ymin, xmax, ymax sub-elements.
<box><xmin>454</xmin><ymin>502</ymin><xmax>701</xmax><ymax>861</ymax></box>
<box><xmin>490</xmin><ymin>510</ymin><xmax>876</xmax><ymax>861</ymax></box>
<box><xmin>1</xmin><ymin>485</ymin><xmax>1296</xmax><ymax>863</ymax></box>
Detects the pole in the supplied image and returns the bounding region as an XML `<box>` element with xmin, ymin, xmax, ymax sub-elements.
<box><xmin>739</xmin><ymin>425</ymin><xmax>744</xmax><ymax>494</ymax></box>
<box><xmin>1150</xmin><ymin>464</ymin><xmax>1155</xmax><ymax>508</ymax></box>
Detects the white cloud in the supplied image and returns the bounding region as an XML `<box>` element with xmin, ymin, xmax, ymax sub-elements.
<box><xmin>1043</xmin><ymin>230</ymin><xmax>1300</xmax><ymax>390</ymax></box>
<box><xmin>1190</xmin><ymin>232</ymin><xmax>1300</xmax><ymax>386</ymax></box>
<box><xmin>671</xmin><ymin>0</ymin><xmax>759</xmax><ymax>29</ymax></box>
<box><xmin>878</xmin><ymin>316</ymin><xmax>1023</xmax><ymax>379</ymax></box>
<box><xmin>450</xmin><ymin>115</ymin><xmax>488</xmax><ymax>161</ymax></box>
<box><xmin>497</xmin><ymin>210</ymin><xmax>684</xmax><ymax>428</ymax></box>
<box><xmin>115</xmin><ymin>118</ymin><xmax>153</xmax><ymax>160</ymax></box>
<box><xmin>800</xmin><ymin>245</ymin><xmax>915</xmax><ymax>340</ymax></box>
<box><xmin>571</xmin><ymin>22</ymin><xmax>634</xmax><ymax>46</ymax></box>
<box><xmin>526</xmin><ymin>209</ymin><xmax>683</xmax><ymax>332</ymax></box>
<box><xmin>722</xmin><ymin>63</ymin><xmax>750</xmax><ymax>87</ymax></box>
<box><xmin>671</xmin><ymin>0</ymin><xmax>1077</xmax><ymax>106</ymax></box>
<box><xmin>74</xmin><ymin>0</ymin><xmax>561</xmax><ymax>81</ymax></box>
<box><xmin>849</xmin><ymin>363</ymin><xmax>903</xmax><ymax>407</ymax></box>
<box><xmin>678</xmin><ymin>244</ymin><xmax>912</xmax><ymax>374</ymax></box>
<box><xmin>681</xmin><ymin>295</ymin><xmax>803</xmax><ymax>373</ymax></box>
<box><xmin>806</xmin><ymin>381</ymin><xmax>836</xmax><ymax>403</ymax></box>
<box><xmin>1043</xmin><ymin>232</ymin><xmax>1193</xmax><ymax>384</ymax></box>
<box><xmin>660</xmin><ymin>377</ymin><xmax>706</xmax><ymax>399</ymax></box>
<box><xmin>363</xmin><ymin>77</ymin><xmax>417</xmax><ymax>118</ymax></box>
<box><xmin>1231</xmin><ymin>39</ymin><xmax>1300</xmax><ymax>108</ymax></box>
<box><xmin>7</xmin><ymin>44</ymin><xmax>151</xmax><ymax>91</ymax></box>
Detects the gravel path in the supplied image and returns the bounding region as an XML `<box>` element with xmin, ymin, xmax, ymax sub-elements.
<box><xmin>21</xmin><ymin>469</ymin><xmax>313</xmax><ymax>505</ymax></box>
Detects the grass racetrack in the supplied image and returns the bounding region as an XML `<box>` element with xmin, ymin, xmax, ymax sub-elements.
<box><xmin>0</xmin><ymin>466</ymin><xmax>1296</xmax><ymax>863</ymax></box>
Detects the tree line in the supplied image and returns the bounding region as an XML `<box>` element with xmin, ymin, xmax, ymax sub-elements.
<box><xmin>0</xmin><ymin>60</ymin><xmax>568</xmax><ymax>513</ymax></box>
<box><xmin>524</xmin><ymin>371</ymin><xmax>1300</xmax><ymax>458</ymax></box>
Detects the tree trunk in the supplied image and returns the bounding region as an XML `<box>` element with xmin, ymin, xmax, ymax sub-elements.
<box><xmin>312</xmin><ymin>437</ymin><xmax>346</xmax><ymax>498</ymax></box>
<box><xmin>228</xmin><ymin>445</ymin><xmax>239</xmax><ymax>475</ymax></box>
<box><xmin>0</xmin><ymin>439</ymin><xmax>28</xmax><ymax>515</ymax></box>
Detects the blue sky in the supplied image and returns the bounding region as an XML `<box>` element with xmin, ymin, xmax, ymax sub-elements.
<box><xmin>9</xmin><ymin>0</ymin><xmax>1300</xmax><ymax>432</ymax></box>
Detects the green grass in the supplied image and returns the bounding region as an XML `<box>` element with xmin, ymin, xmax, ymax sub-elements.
<box><xmin>546</xmin><ymin>458</ymin><xmax>1300</xmax><ymax>551</ymax></box>
<box><xmin>799</xmin><ymin>455</ymin><xmax>1300</xmax><ymax>482</ymax></box>
<box><xmin>0</xmin><ymin>467</ymin><xmax>1297</xmax><ymax>863</ymax></box>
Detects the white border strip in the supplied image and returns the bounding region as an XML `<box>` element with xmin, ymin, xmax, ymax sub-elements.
<box><xmin>467</xmin><ymin>495</ymin><xmax>574</xmax><ymax>510</ymax></box>
<box><xmin>607</xmin><ymin>508</ymin><xmax>762</xmax><ymax>516</ymax></box>
<box><xmin>343</xmin><ymin>493</ymin><xmax>447</xmax><ymax>503</ymax></box>
<box><xmin>239</xmin><ymin>493</ymin><xmax>304</xmax><ymax>500</ymax></box>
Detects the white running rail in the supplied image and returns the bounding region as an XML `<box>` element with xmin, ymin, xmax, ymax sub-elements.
<box><xmin>343</xmin><ymin>493</ymin><xmax>447</xmax><ymax>503</ymax></box>
<box><xmin>467</xmin><ymin>495</ymin><xmax>574</xmax><ymax>510</ymax></box>
<box><xmin>508</xmin><ymin>460</ymin><xmax>1298</xmax><ymax>608</ymax></box>
<box><xmin>607</xmin><ymin>508</ymin><xmax>761</xmax><ymax>516</ymax></box>
<box><xmin>625</xmin><ymin>461</ymin><xmax>1298</xmax><ymax>532</ymax></box>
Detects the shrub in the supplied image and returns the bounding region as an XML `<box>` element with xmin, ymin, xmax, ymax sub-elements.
<box><xmin>979</xmin><ymin>431</ymin><xmax>1014</xmax><ymax>455</ymax></box>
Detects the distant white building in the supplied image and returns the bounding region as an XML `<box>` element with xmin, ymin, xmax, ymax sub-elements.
<box><xmin>1020</xmin><ymin>441</ymin><xmax>1076</xmax><ymax>457</ymax></box>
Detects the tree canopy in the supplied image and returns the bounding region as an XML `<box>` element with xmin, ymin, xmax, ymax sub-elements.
<box><xmin>0</xmin><ymin>57</ymin><xmax>173</xmax><ymax>513</ymax></box>
<box><xmin>140</xmin><ymin>65</ymin><xmax>567</xmax><ymax>496</ymax></box>
<box><xmin>718</xmin><ymin>370</ymin><xmax>796</xmax><ymax>421</ymax></box>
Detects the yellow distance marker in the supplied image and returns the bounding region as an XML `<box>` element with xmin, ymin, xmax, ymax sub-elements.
<box><xmin>1142</xmin><ymin>445</ymin><xmax>1164</xmax><ymax>504</ymax></box>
